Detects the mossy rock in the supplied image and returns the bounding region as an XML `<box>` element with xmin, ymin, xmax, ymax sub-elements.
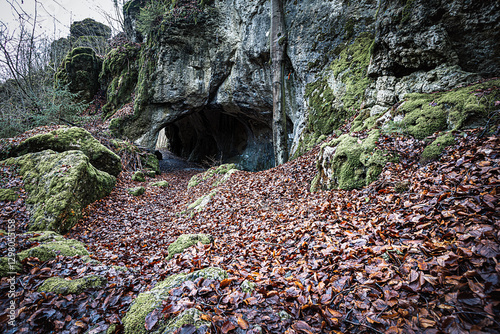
<box><xmin>70</xmin><ymin>18</ymin><xmax>111</xmax><ymax>39</ymax></box>
<box><xmin>150</xmin><ymin>181</ymin><xmax>168</xmax><ymax>187</ymax></box>
<box><xmin>0</xmin><ymin>256</ymin><xmax>22</xmax><ymax>277</ymax></box>
<box><xmin>314</xmin><ymin>129</ymin><xmax>390</xmax><ymax>190</ymax></box>
<box><xmin>188</xmin><ymin>164</ymin><xmax>237</xmax><ymax>188</ymax></box>
<box><xmin>122</xmin><ymin>267</ymin><xmax>227</xmax><ymax>334</ymax></box>
<box><xmin>55</xmin><ymin>47</ymin><xmax>102</xmax><ymax>102</ymax></box>
<box><xmin>38</xmin><ymin>275</ymin><xmax>107</xmax><ymax>295</ymax></box>
<box><xmin>186</xmin><ymin>190</ymin><xmax>217</xmax><ymax>215</ymax></box>
<box><xmin>241</xmin><ymin>280</ymin><xmax>256</xmax><ymax>294</ymax></box>
<box><xmin>421</xmin><ymin>133</ymin><xmax>456</xmax><ymax>162</ymax></box>
<box><xmin>28</xmin><ymin>231</ymin><xmax>66</xmax><ymax>243</ymax></box>
<box><xmin>167</xmin><ymin>234</ymin><xmax>214</xmax><ymax>260</ymax></box>
<box><xmin>1</xmin><ymin>127</ymin><xmax>122</xmax><ymax>176</ymax></box>
<box><xmin>163</xmin><ymin>308</ymin><xmax>210</xmax><ymax>334</ymax></box>
<box><xmin>132</xmin><ymin>171</ymin><xmax>146</xmax><ymax>182</ymax></box>
<box><xmin>2</xmin><ymin>150</ymin><xmax>116</xmax><ymax>233</ymax></box>
<box><xmin>399</xmin><ymin>79</ymin><xmax>500</xmax><ymax>138</ymax></box>
<box><xmin>17</xmin><ymin>238</ymin><xmax>89</xmax><ymax>262</ymax></box>
<box><xmin>144</xmin><ymin>170</ymin><xmax>156</xmax><ymax>178</ymax></box>
<box><xmin>128</xmin><ymin>186</ymin><xmax>145</xmax><ymax>196</ymax></box>
<box><xmin>140</xmin><ymin>153</ymin><xmax>160</xmax><ymax>175</ymax></box>
<box><xmin>100</xmin><ymin>43</ymin><xmax>141</xmax><ymax>116</ymax></box>
<box><xmin>0</xmin><ymin>188</ymin><xmax>18</xmax><ymax>202</ymax></box>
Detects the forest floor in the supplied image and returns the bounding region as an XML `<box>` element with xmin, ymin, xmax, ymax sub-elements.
<box><xmin>0</xmin><ymin>123</ymin><xmax>499</xmax><ymax>333</ymax></box>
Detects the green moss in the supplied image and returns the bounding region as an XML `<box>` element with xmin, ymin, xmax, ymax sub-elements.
<box><xmin>140</xmin><ymin>153</ymin><xmax>160</xmax><ymax>174</ymax></box>
<box><xmin>128</xmin><ymin>186</ymin><xmax>145</xmax><ymax>196</ymax></box>
<box><xmin>186</xmin><ymin>190</ymin><xmax>217</xmax><ymax>214</ymax></box>
<box><xmin>301</xmin><ymin>33</ymin><xmax>374</xmax><ymax>155</ymax></box>
<box><xmin>421</xmin><ymin>133</ymin><xmax>456</xmax><ymax>162</ymax></box>
<box><xmin>351</xmin><ymin>109</ymin><xmax>382</xmax><ymax>132</ymax></box>
<box><xmin>17</xmin><ymin>238</ymin><xmax>89</xmax><ymax>262</ymax></box>
<box><xmin>315</xmin><ymin>129</ymin><xmax>388</xmax><ymax>190</ymax></box>
<box><xmin>3</xmin><ymin>150</ymin><xmax>116</xmax><ymax>233</ymax></box>
<box><xmin>132</xmin><ymin>171</ymin><xmax>146</xmax><ymax>182</ymax></box>
<box><xmin>0</xmin><ymin>188</ymin><xmax>18</xmax><ymax>202</ymax></box>
<box><xmin>28</xmin><ymin>231</ymin><xmax>65</xmax><ymax>243</ymax></box>
<box><xmin>150</xmin><ymin>181</ymin><xmax>169</xmax><ymax>187</ymax></box>
<box><xmin>164</xmin><ymin>308</ymin><xmax>210</xmax><ymax>334</ymax></box>
<box><xmin>100</xmin><ymin>43</ymin><xmax>141</xmax><ymax>116</ymax></box>
<box><xmin>38</xmin><ymin>275</ymin><xmax>107</xmax><ymax>295</ymax></box>
<box><xmin>0</xmin><ymin>256</ymin><xmax>22</xmax><ymax>277</ymax></box>
<box><xmin>2</xmin><ymin>127</ymin><xmax>122</xmax><ymax>176</ymax></box>
<box><xmin>188</xmin><ymin>164</ymin><xmax>237</xmax><ymax>189</ymax></box>
<box><xmin>241</xmin><ymin>280</ymin><xmax>256</xmax><ymax>294</ymax></box>
<box><xmin>145</xmin><ymin>170</ymin><xmax>156</xmax><ymax>178</ymax></box>
<box><xmin>167</xmin><ymin>234</ymin><xmax>214</xmax><ymax>260</ymax></box>
<box><xmin>122</xmin><ymin>267</ymin><xmax>227</xmax><ymax>334</ymax></box>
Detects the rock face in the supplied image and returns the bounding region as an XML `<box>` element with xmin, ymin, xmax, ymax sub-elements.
<box><xmin>55</xmin><ymin>47</ymin><xmax>102</xmax><ymax>102</ymax></box>
<box><xmin>116</xmin><ymin>0</ymin><xmax>499</xmax><ymax>170</ymax></box>
<box><xmin>2</xmin><ymin>150</ymin><xmax>116</xmax><ymax>233</ymax></box>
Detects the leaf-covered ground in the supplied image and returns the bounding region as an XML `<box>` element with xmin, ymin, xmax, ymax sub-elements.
<box><xmin>1</xmin><ymin>128</ymin><xmax>499</xmax><ymax>333</ymax></box>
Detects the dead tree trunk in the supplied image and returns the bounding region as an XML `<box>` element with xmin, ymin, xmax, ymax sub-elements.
<box><xmin>271</xmin><ymin>0</ymin><xmax>288</xmax><ymax>166</ymax></box>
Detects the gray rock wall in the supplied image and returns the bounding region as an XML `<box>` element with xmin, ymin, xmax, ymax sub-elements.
<box><xmin>120</xmin><ymin>0</ymin><xmax>499</xmax><ymax>170</ymax></box>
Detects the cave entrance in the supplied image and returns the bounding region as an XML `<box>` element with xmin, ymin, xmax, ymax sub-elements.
<box><xmin>155</xmin><ymin>108</ymin><xmax>273</xmax><ymax>170</ymax></box>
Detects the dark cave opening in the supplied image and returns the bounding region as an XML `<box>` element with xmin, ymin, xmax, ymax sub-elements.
<box><xmin>158</xmin><ymin>107</ymin><xmax>253</xmax><ymax>166</ymax></box>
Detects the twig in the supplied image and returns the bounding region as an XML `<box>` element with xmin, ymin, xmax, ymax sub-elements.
<box><xmin>344</xmin><ymin>319</ymin><xmax>384</xmax><ymax>334</ymax></box>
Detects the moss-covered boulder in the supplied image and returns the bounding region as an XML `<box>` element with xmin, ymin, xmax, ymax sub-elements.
<box><xmin>145</xmin><ymin>170</ymin><xmax>156</xmax><ymax>178</ymax></box>
<box><xmin>188</xmin><ymin>164</ymin><xmax>238</xmax><ymax>188</ymax></box>
<box><xmin>421</xmin><ymin>133</ymin><xmax>456</xmax><ymax>162</ymax></box>
<box><xmin>122</xmin><ymin>267</ymin><xmax>227</xmax><ymax>334</ymax></box>
<box><xmin>167</xmin><ymin>234</ymin><xmax>213</xmax><ymax>260</ymax></box>
<box><xmin>1</xmin><ymin>127</ymin><xmax>122</xmax><ymax>176</ymax></box>
<box><xmin>55</xmin><ymin>47</ymin><xmax>102</xmax><ymax>102</ymax></box>
<box><xmin>17</xmin><ymin>236</ymin><xmax>89</xmax><ymax>262</ymax></box>
<box><xmin>163</xmin><ymin>308</ymin><xmax>210</xmax><ymax>334</ymax></box>
<box><xmin>313</xmin><ymin>129</ymin><xmax>389</xmax><ymax>191</ymax></box>
<box><xmin>2</xmin><ymin>150</ymin><xmax>116</xmax><ymax>233</ymax></box>
<box><xmin>0</xmin><ymin>188</ymin><xmax>18</xmax><ymax>202</ymax></box>
<box><xmin>150</xmin><ymin>181</ymin><xmax>168</xmax><ymax>187</ymax></box>
<box><xmin>185</xmin><ymin>190</ymin><xmax>217</xmax><ymax>215</ymax></box>
<box><xmin>132</xmin><ymin>170</ymin><xmax>146</xmax><ymax>182</ymax></box>
<box><xmin>128</xmin><ymin>186</ymin><xmax>145</xmax><ymax>196</ymax></box>
<box><xmin>38</xmin><ymin>275</ymin><xmax>107</xmax><ymax>295</ymax></box>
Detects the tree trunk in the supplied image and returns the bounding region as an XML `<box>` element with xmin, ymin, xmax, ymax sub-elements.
<box><xmin>271</xmin><ymin>0</ymin><xmax>288</xmax><ymax>166</ymax></box>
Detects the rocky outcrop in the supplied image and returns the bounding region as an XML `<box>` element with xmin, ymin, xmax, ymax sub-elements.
<box><xmin>116</xmin><ymin>0</ymin><xmax>499</xmax><ymax>171</ymax></box>
<box><xmin>55</xmin><ymin>47</ymin><xmax>102</xmax><ymax>102</ymax></box>
<box><xmin>2</xmin><ymin>150</ymin><xmax>116</xmax><ymax>233</ymax></box>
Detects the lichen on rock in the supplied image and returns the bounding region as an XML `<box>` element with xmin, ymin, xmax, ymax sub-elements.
<box><xmin>167</xmin><ymin>234</ymin><xmax>214</xmax><ymax>260</ymax></box>
<box><xmin>2</xmin><ymin>150</ymin><xmax>116</xmax><ymax>233</ymax></box>
<box><xmin>122</xmin><ymin>267</ymin><xmax>227</xmax><ymax>334</ymax></box>
<box><xmin>38</xmin><ymin>275</ymin><xmax>107</xmax><ymax>295</ymax></box>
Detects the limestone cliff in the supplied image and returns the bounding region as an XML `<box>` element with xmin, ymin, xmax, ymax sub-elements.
<box><xmin>113</xmin><ymin>0</ymin><xmax>499</xmax><ymax>170</ymax></box>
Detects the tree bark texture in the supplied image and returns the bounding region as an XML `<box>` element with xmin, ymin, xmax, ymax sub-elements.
<box><xmin>271</xmin><ymin>0</ymin><xmax>288</xmax><ymax>166</ymax></box>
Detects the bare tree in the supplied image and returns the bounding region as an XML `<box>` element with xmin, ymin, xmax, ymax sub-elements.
<box><xmin>271</xmin><ymin>0</ymin><xmax>288</xmax><ymax>165</ymax></box>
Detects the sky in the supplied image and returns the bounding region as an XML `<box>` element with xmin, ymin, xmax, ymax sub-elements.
<box><xmin>0</xmin><ymin>0</ymin><xmax>121</xmax><ymax>40</ymax></box>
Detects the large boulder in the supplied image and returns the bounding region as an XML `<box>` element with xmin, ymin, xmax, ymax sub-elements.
<box><xmin>55</xmin><ymin>47</ymin><xmax>102</xmax><ymax>102</ymax></box>
<box><xmin>2</xmin><ymin>150</ymin><xmax>116</xmax><ymax>233</ymax></box>
<box><xmin>122</xmin><ymin>267</ymin><xmax>228</xmax><ymax>334</ymax></box>
<box><xmin>1</xmin><ymin>127</ymin><xmax>122</xmax><ymax>176</ymax></box>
